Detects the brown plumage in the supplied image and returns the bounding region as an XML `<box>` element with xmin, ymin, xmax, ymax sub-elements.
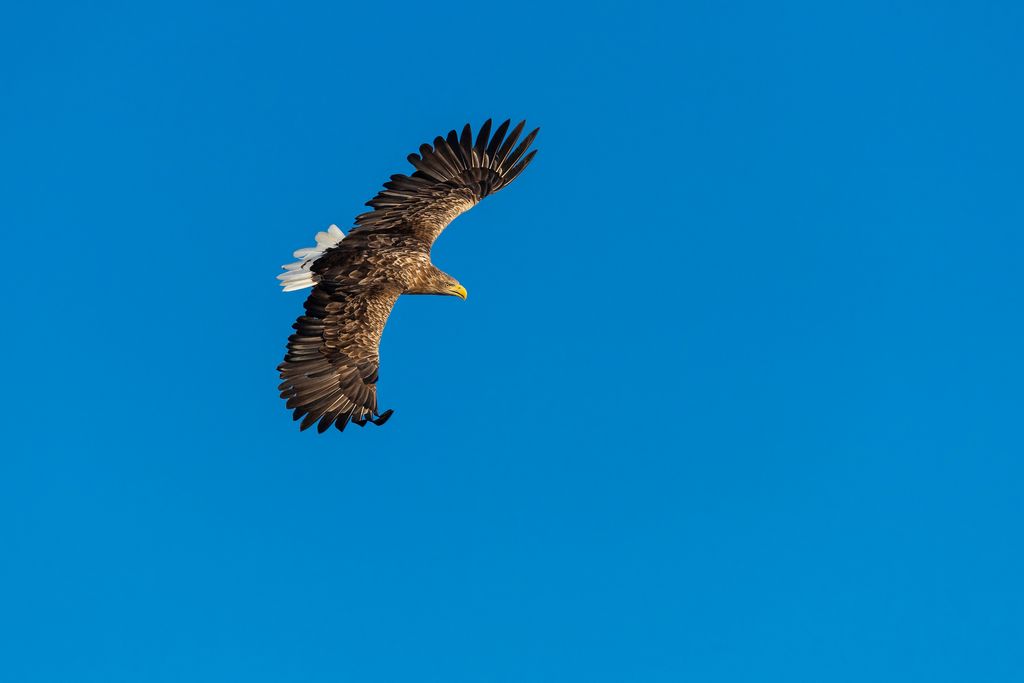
<box><xmin>277</xmin><ymin>119</ymin><xmax>539</xmax><ymax>432</ymax></box>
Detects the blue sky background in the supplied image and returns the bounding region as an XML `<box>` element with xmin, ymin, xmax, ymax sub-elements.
<box><xmin>3</xmin><ymin>1</ymin><xmax>1023</xmax><ymax>680</ymax></box>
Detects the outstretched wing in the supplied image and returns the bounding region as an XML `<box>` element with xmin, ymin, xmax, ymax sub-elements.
<box><xmin>349</xmin><ymin>119</ymin><xmax>539</xmax><ymax>247</ymax></box>
<box><xmin>278</xmin><ymin>283</ymin><xmax>399</xmax><ymax>432</ymax></box>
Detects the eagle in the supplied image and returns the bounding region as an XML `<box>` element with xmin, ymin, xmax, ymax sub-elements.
<box><xmin>276</xmin><ymin>119</ymin><xmax>539</xmax><ymax>432</ymax></box>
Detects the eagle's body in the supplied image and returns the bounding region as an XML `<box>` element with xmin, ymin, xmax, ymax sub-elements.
<box><xmin>277</xmin><ymin>119</ymin><xmax>539</xmax><ymax>433</ymax></box>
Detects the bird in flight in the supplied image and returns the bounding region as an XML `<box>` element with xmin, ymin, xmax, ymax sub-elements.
<box><xmin>276</xmin><ymin>119</ymin><xmax>539</xmax><ymax>433</ymax></box>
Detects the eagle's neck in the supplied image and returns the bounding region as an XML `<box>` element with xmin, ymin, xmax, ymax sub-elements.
<box><xmin>405</xmin><ymin>262</ymin><xmax>454</xmax><ymax>295</ymax></box>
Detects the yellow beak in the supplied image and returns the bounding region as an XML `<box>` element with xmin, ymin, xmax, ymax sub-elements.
<box><xmin>450</xmin><ymin>284</ymin><xmax>468</xmax><ymax>300</ymax></box>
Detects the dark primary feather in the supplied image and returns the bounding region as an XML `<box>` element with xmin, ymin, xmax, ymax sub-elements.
<box><xmin>279</xmin><ymin>120</ymin><xmax>538</xmax><ymax>432</ymax></box>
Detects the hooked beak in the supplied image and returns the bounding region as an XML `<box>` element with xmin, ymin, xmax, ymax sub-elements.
<box><xmin>449</xmin><ymin>284</ymin><xmax>468</xmax><ymax>300</ymax></box>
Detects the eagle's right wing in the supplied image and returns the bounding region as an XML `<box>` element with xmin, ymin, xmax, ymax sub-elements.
<box><xmin>278</xmin><ymin>283</ymin><xmax>399</xmax><ymax>432</ymax></box>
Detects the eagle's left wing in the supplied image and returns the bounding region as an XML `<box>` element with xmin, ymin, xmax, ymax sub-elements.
<box><xmin>346</xmin><ymin>119</ymin><xmax>539</xmax><ymax>248</ymax></box>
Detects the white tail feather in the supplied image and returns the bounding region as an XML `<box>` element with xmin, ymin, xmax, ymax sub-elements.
<box><xmin>277</xmin><ymin>224</ymin><xmax>345</xmax><ymax>292</ymax></box>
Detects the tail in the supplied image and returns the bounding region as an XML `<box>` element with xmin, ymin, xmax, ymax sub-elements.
<box><xmin>276</xmin><ymin>224</ymin><xmax>345</xmax><ymax>292</ymax></box>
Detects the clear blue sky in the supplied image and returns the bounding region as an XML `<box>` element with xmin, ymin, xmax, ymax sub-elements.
<box><xmin>3</xmin><ymin>1</ymin><xmax>1023</xmax><ymax>681</ymax></box>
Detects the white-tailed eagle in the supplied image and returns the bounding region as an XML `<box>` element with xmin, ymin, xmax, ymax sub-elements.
<box><xmin>277</xmin><ymin>119</ymin><xmax>539</xmax><ymax>432</ymax></box>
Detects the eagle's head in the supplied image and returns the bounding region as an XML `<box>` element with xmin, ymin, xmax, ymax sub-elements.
<box><xmin>410</xmin><ymin>267</ymin><xmax>467</xmax><ymax>300</ymax></box>
<box><xmin>437</xmin><ymin>273</ymin><xmax>468</xmax><ymax>300</ymax></box>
